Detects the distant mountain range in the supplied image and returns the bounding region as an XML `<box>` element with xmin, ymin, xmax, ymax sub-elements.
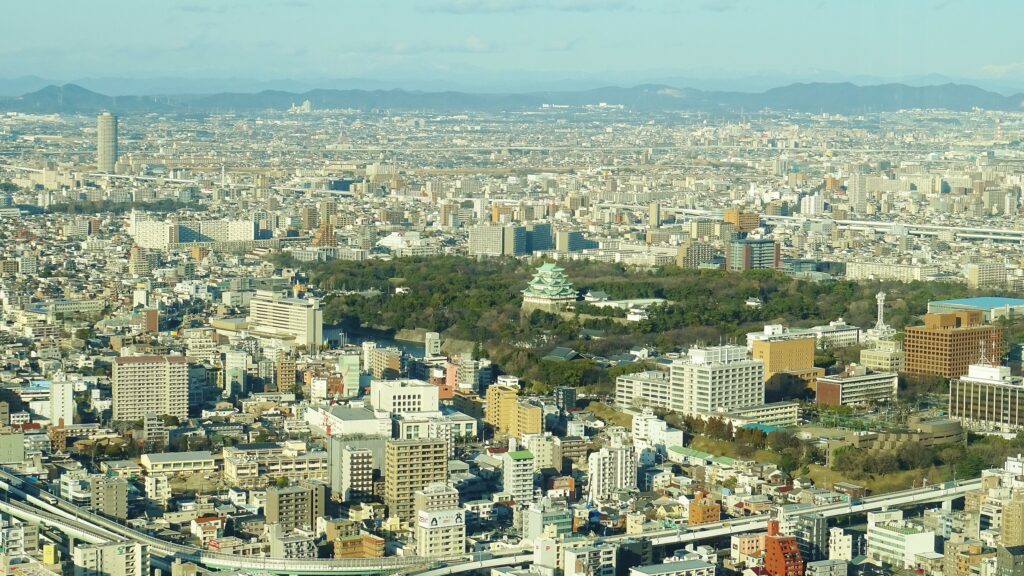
<box><xmin>2</xmin><ymin>82</ymin><xmax>1022</xmax><ymax>115</ymax></box>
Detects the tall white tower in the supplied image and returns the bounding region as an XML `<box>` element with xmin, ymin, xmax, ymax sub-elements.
<box><xmin>875</xmin><ymin>291</ymin><xmax>887</xmax><ymax>330</ymax></box>
<box><xmin>97</xmin><ymin>111</ymin><xmax>118</xmax><ymax>173</ymax></box>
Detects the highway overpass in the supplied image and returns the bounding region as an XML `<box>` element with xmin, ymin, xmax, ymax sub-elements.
<box><xmin>0</xmin><ymin>467</ymin><xmax>980</xmax><ymax>576</ymax></box>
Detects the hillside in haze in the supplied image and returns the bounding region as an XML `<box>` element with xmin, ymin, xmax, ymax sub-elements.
<box><xmin>2</xmin><ymin>82</ymin><xmax>1022</xmax><ymax>115</ymax></box>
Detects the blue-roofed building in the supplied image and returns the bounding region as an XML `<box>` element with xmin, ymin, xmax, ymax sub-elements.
<box><xmin>928</xmin><ymin>296</ymin><xmax>1024</xmax><ymax>321</ymax></box>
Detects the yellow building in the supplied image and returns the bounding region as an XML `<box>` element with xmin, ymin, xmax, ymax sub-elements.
<box><xmin>485</xmin><ymin>383</ymin><xmax>543</xmax><ymax>438</ymax></box>
<box><xmin>751</xmin><ymin>337</ymin><xmax>823</xmax><ymax>392</ymax></box>
<box><xmin>722</xmin><ymin>209</ymin><xmax>760</xmax><ymax>233</ymax></box>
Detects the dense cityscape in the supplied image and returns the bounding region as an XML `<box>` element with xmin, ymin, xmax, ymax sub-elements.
<box><xmin>8</xmin><ymin>3</ymin><xmax>1024</xmax><ymax>576</ymax></box>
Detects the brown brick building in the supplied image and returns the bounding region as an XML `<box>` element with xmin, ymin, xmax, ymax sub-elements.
<box><xmin>903</xmin><ymin>311</ymin><xmax>1001</xmax><ymax>379</ymax></box>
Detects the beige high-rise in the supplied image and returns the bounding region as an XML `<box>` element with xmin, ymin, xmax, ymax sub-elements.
<box><xmin>385</xmin><ymin>438</ymin><xmax>448</xmax><ymax>521</ymax></box>
<box><xmin>96</xmin><ymin>112</ymin><xmax>118</xmax><ymax>173</ymax></box>
<box><xmin>112</xmin><ymin>356</ymin><xmax>188</xmax><ymax>421</ymax></box>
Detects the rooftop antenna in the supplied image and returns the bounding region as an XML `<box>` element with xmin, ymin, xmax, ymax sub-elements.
<box><xmin>979</xmin><ymin>339</ymin><xmax>988</xmax><ymax>365</ymax></box>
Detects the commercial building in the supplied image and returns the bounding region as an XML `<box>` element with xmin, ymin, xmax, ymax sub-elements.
<box><xmin>414</xmin><ymin>484</ymin><xmax>465</xmax><ymax>558</ymax></box>
<box><xmin>903</xmin><ymin>311</ymin><xmax>1001</xmax><ymax>379</ymax></box>
<box><xmin>816</xmin><ymin>365</ymin><xmax>898</xmax><ymax>407</ymax></box>
<box><xmin>669</xmin><ymin>345</ymin><xmax>764</xmax><ymax>418</ymax></box>
<box><xmin>370</xmin><ymin>379</ymin><xmax>439</xmax><ymax>415</ymax></box>
<box><xmin>726</xmin><ymin>238</ymin><xmax>779</xmax><ymax>272</ymax></box>
<box><xmin>384</xmin><ymin>438</ymin><xmax>448</xmax><ymax>521</ymax></box>
<box><xmin>751</xmin><ymin>334</ymin><xmax>823</xmax><ymax>390</ymax></box>
<box><xmin>248</xmin><ymin>290</ymin><xmax>323</xmax><ymax>348</ymax></box>
<box><xmin>112</xmin><ymin>355</ymin><xmax>189</xmax><ymax>422</ymax></box>
<box><xmin>525</xmin><ymin>498</ymin><xmax>573</xmax><ymax>541</ymax></box>
<box><xmin>96</xmin><ymin>112</ymin><xmax>118</xmax><ymax>173</ymax></box>
<box><xmin>865</xmin><ymin>511</ymin><xmax>935</xmax><ymax>569</ymax></box>
<box><xmin>73</xmin><ymin>542</ymin><xmax>148</xmax><ymax>576</ymax></box>
<box><xmin>949</xmin><ymin>362</ymin><xmax>1024</xmax><ymax>432</ymax></box>
<box><xmin>265</xmin><ymin>482</ymin><xmax>326</xmax><ymax>531</ymax></box>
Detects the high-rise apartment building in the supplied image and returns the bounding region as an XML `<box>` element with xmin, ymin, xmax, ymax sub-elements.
<box><xmin>764</xmin><ymin>520</ymin><xmax>803</xmax><ymax>576</ymax></box>
<box><xmin>96</xmin><ymin>112</ymin><xmax>118</xmax><ymax>173</ymax></box>
<box><xmin>966</xmin><ymin>262</ymin><xmax>1006</xmax><ymax>289</ymax></box>
<box><xmin>726</xmin><ymin>239</ymin><xmax>779</xmax><ymax>272</ymax></box>
<box><xmin>904</xmin><ymin>311</ymin><xmax>1001</xmax><ymax>379</ymax></box>
<box><xmin>274</xmin><ymin>350</ymin><xmax>296</xmax><ymax>394</ymax></box>
<box><xmin>112</xmin><ymin>356</ymin><xmax>189</xmax><ymax>421</ymax></box>
<box><xmin>60</xmin><ymin>472</ymin><xmax>128</xmax><ymax>519</ymax></box>
<box><xmin>265</xmin><ymin>482</ymin><xmax>326</xmax><ymax>532</ymax></box>
<box><xmin>485</xmin><ymin>380</ymin><xmax>543</xmax><ymax>438</ymax></box>
<box><xmin>385</xmin><ymin>438</ymin><xmax>448</xmax><ymax>521</ymax></box>
<box><xmin>669</xmin><ymin>345</ymin><xmax>764</xmax><ymax>418</ymax></box>
<box><xmin>248</xmin><ymin>290</ymin><xmax>323</xmax><ymax>348</ymax></box>
<box><xmin>586</xmin><ymin>440</ymin><xmax>636</xmax><ymax>503</ymax></box>
<box><xmin>468</xmin><ymin>224</ymin><xmax>527</xmax><ymax>256</ymax></box>
<box><xmin>500</xmin><ymin>450</ymin><xmax>536</xmax><ymax>503</ymax></box>
<box><xmin>336</xmin><ymin>446</ymin><xmax>374</xmax><ymax>503</ymax></box>
<box><xmin>1005</xmin><ymin>493</ymin><xmax>1024</xmax><ymax>547</ymax></box>
<box><xmin>676</xmin><ymin>240</ymin><xmax>716</xmax><ymax>269</ymax></box>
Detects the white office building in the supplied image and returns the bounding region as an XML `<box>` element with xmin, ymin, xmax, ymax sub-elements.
<box><xmin>248</xmin><ymin>290</ymin><xmax>323</xmax><ymax>348</ymax></box>
<box><xmin>866</xmin><ymin>511</ymin><xmax>935</xmax><ymax>569</ymax></box>
<box><xmin>669</xmin><ymin>345</ymin><xmax>764</xmax><ymax>418</ymax></box>
<box><xmin>615</xmin><ymin>370</ymin><xmax>671</xmax><ymax>409</ymax></box>
<box><xmin>370</xmin><ymin>379</ymin><xmax>440</xmax><ymax>415</ymax></box>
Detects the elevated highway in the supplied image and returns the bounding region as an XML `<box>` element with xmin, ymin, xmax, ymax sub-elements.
<box><xmin>0</xmin><ymin>467</ymin><xmax>980</xmax><ymax>575</ymax></box>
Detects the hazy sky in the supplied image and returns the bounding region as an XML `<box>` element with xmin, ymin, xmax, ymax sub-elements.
<box><xmin>4</xmin><ymin>0</ymin><xmax>1024</xmax><ymax>89</ymax></box>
